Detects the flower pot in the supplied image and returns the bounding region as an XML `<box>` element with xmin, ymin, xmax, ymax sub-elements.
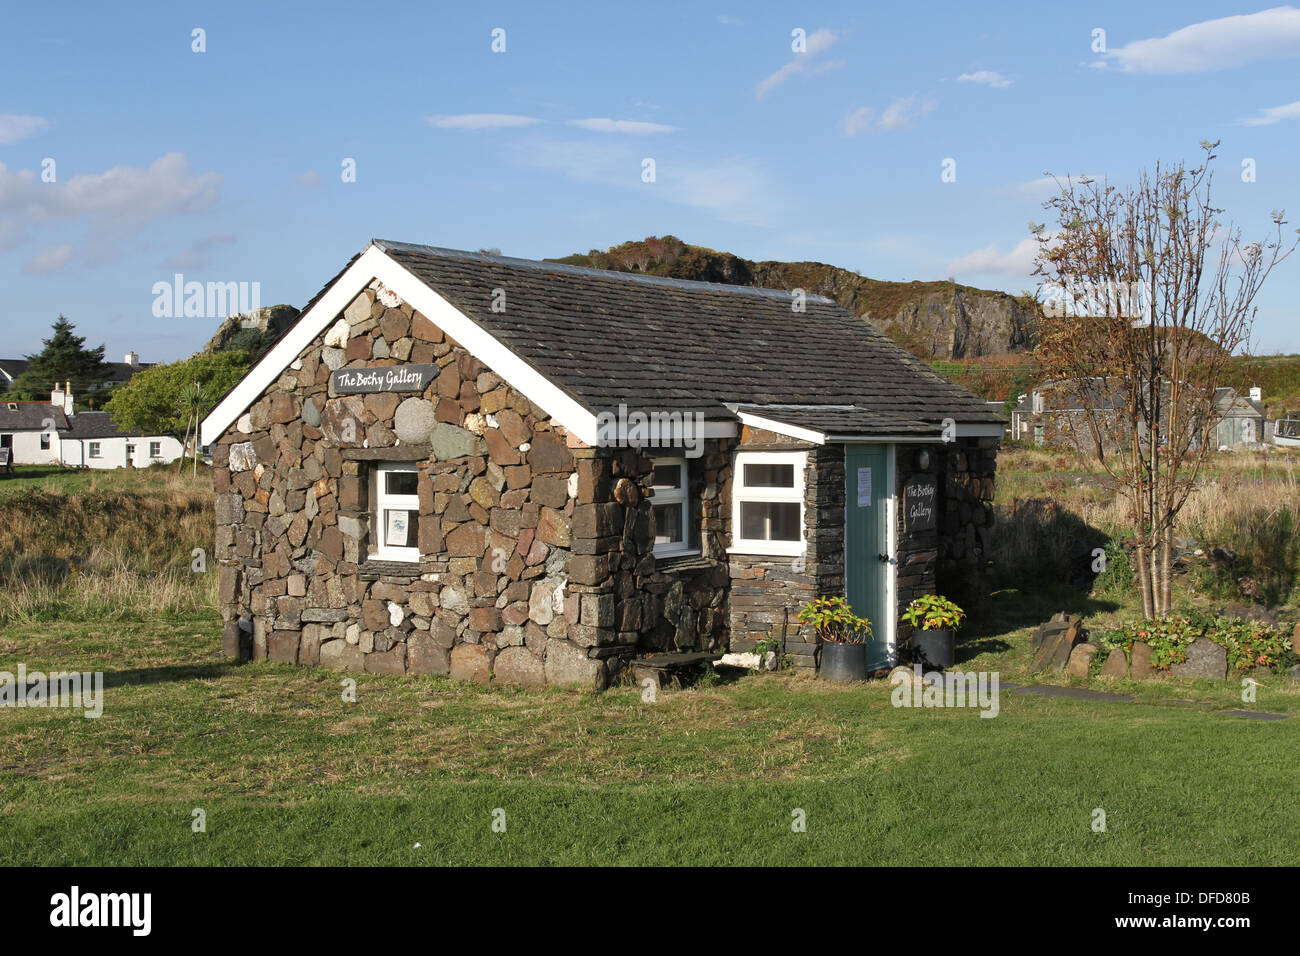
<box><xmin>819</xmin><ymin>642</ymin><xmax>868</xmax><ymax>682</ymax></box>
<box><xmin>912</xmin><ymin>628</ymin><xmax>954</xmax><ymax>670</ymax></box>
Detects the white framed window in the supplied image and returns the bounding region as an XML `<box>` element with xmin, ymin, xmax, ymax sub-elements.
<box><xmin>651</xmin><ymin>457</ymin><xmax>693</xmax><ymax>558</ymax></box>
<box><xmin>126</xmin><ymin>444</ymin><xmax>135</xmax><ymax>457</ymax></box>
<box><xmin>149</xmin><ymin>441</ymin><xmax>161</xmax><ymax>458</ymax></box>
<box><xmin>89</xmin><ymin>442</ymin><xmax>101</xmax><ymax>458</ymax></box>
<box><xmin>730</xmin><ymin>451</ymin><xmax>806</xmax><ymax>556</ymax></box>
<box><xmin>372</xmin><ymin>462</ymin><xmax>421</xmax><ymax>562</ymax></box>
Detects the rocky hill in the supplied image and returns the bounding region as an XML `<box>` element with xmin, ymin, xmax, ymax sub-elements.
<box><xmin>551</xmin><ymin>236</ymin><xmax>1039</xmax><ymax>359</ymax></box>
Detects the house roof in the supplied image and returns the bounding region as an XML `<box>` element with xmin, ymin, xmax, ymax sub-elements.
<box><xmin>0</xmin><ymin>359</ymin><xmax>31</xmax><ymax>382</ymax></box>
<box><xmin>61</xmin><ymin>411</ymin><xmax>129</xmax><ymax>439</ymax></box>
<box><xmin>0</xmin><ymin>401</ymin><xmax>68</xmax><ymax>431</ymax></box>
<box><xmin>202</xmin><ymin>240</ymin><xmax>1004</xmax><ymax>446</ymax></box>
<box><xmin>379</xmin><ymin>240</ymin><xmax>1003</xmax><ymax>426</ymax></box>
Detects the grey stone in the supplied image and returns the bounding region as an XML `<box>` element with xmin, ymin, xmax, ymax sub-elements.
<box><xmin>494</xmin><ymin>646</ymin><xmax>546</xmax><ymax>688</ymax></box>
<box><xmin>1170</xmin><ymin>637</ymin><xmax>1228</xmax><ymax>681</ymax></box>
<box><xmin>302</xmin><ymin>397</ymin><xmax>321</xmax><ymax>427</ymax></box>
<box><xmin>429</xmin><ymin>422</ymin><xmax>486</xmax><ymax>460</ymax></box>
<box><xmin>319</xmin><ymin>639</ymin><xmax>364</xmax><ymax>672</ymax></box>
<box><xmin>394</xmin><ymin>397</ymin><xmax>437</xmax><ymax>443</ymax></box>
<box><xmin>543</xmin><ymin>639</ymin><xmax>607</xmax><ymax>691</ymax></box>
<box><xmin>321</xmin><ymin>347</ymin><xmax>345</xmax><ymax>370</ymax></box>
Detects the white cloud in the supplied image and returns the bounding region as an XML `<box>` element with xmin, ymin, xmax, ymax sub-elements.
<box><xmin>0</xmin><ymin>113</ymin><xmax>52</xmax><ymax>144</ymax></box>
<box><xmin>1100</xmin><ymin>6</ymin><xmax>1300</xmax><ymax>73</ymax></box>
<box><xmin>1239</xmin><ymin>98</ymin><xmax>1300</xmax><ymax>125</ymax></box>
<box><xmin>718</xmin><ymin>15</ymin><xmax>743</xmax><ymax>25</ymax></box>
<box><xmin>957</xmin><ymin>70</ymin><xmax>1012</xmax><ymax>88</ymax></box>
<box><xmin>515</xmin><ymin>139</ymin><xmax>779</xmax><ymax>226</ymax></box>
<box><xmin>426</xmin><ymin>113</ymin><xmax>544</xmax><ymax>130</ymax></box>
<box><xmin>567</xmin><ymin>118</ymin><xmax>679</xmax><ymax>134</ymax></box>
<box><xmin>24</xmin><ymin>244</ymin><xmax>75</xmax><ymax>275</ymax></box>
<box><xmin>841</xmin><ymin>96</ymin><xmax>936</xmax><ymax>136</ymax></box>
<box><xmin>948</xmin><ymin>237</ymin><xmax>1041</xmax><ymax>277</ymax></box>
<box><xmin>755</xmin><ymin>28</ymin><xmax>838</xmax><ymax>99</ymax></box>
<box><xmin>0</xmin><ymin>152</ymin><xmax>221</xmax><ymax>267</ymax></box>
<box><xmin>294</xmin><ymin>170</ymin><xmax>322</xmax><ymax>186</ymax></box>
<box><xmin>160</xmin><ymin>232</ymin><xmax>237</xmax><ymax>270</ymax></box>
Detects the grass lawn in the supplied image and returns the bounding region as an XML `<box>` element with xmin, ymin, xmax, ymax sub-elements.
<box><xmin>2</xmin><ymin>605</ymin><xmax>1296</xmax><ymax>866</ymax></box>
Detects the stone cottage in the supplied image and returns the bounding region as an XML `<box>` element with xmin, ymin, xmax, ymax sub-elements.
<box><xmin>200</xmin><ymin>241</ymin><xmax>1003</xmax><ymax>689</ymax></box>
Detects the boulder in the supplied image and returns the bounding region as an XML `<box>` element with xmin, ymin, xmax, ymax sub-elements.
<box><xmin>319</xmin><ymin>639</ymin><xmax>364</xmax><ymax>673</ymax></box>
<box><xmin>493</xmin><ymin>646</ymin><xmax>546</xmax><ymax>688</ymax></box>
<box><xmin>408</xmin><ymin>632</ymin><xmax>451</xmax><ymax>675</ymax></box>
<box><xmin>1130</xmin><ymin>641</ymin><xmax>1155</xmax><ymax>679</ymax></box>
<box><xmin>543</xmin><ymin>639</ymin><xmax>607</xmax><ymax>691</ymax></box>
<box><xmin>393</xmin><ymin>398</ymin><xmax>437</xmax><ymax>444</ymax></box>
<box><xmin>1099</xmin><ymin>648</ymin><xmax>1129</xmax><ymax>678</ymax></box>
<box><xmin>1066</xmin><ymin>643</ymin><xmax>1097</xmax><ymax>679</ymax></box>
<box><xmin>1170</xmin><ymin>637</ymin><xmax>1228</xmax><ymax>681</ymax></box>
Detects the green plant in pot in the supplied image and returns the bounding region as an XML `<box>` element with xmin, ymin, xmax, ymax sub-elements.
<box><xmin>798</xmin><ymin>596</ymin><xmax>872</xmax><ymax>682</ymax></box>
<box><xmin>901</xmin><ymin>594</ymin><xmax>966</xmax><ymax>670</ymax></box>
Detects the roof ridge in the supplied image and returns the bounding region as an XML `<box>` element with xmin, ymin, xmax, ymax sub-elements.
<box><xmin>371</xmin><ymin>239</ymin><xmax>836</xmax><ymax>304</ymax></box>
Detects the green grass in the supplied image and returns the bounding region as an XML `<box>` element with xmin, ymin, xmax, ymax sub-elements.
<box><xmin>2</xmin><ymin>612</ymin><xmax>1296</xmax><ymax>865</ymax></box>
<box><xmin>0</xmin><ymin>463</ymin><xmax>202</xmax><ymax>497</ymax></box>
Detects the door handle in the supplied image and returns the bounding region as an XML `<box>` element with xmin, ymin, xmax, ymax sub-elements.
<box><xmin>878</xmin><ymin>553</ymin><xmax>890</xmax><ymax>562</ymax></box>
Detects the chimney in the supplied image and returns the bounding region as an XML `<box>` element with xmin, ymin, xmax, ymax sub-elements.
<box><xmin>1249</xmin><ymin>386</ymin><xmax>1263</xmax><ymax>403</ymax></box>
<box><xmin>51</xmin><ymin>381</ymin><xmax>73</xmax><ymax>416</ymax></box>
<box><xmin>125</xmin><ymin>351</ymin><xmax>139</xmax><ymax>367</ymax></box>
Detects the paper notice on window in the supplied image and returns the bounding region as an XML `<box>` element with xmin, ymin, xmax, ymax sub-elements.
<box><xmin>386</xmin><ymin>509</ymin><xmax>409</xmax><ymax>546</ymax></box>
<box><xmin>857</xmin><ymin>467</ymin><xmax>872</xmax><ymax>506</ymax></box>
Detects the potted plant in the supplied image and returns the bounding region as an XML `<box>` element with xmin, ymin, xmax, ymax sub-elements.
<box><xmin>798</xmin><ymin>596</ymin><xmax>872</xmax><ymax>682</ymax></box>
<box><xmin>901</xmin><ymin>594</ymin><xmax>966</xmax><ymax>669</ymax></box>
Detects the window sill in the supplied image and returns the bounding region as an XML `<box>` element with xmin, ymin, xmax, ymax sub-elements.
<box><xmin>727</xmin><ymin>543</ymin><xmax>807</xmax><ymax>558</ymax></box>
<box><xmin>654</xmin><ymin>550</ymin><xmax>712</xmax><ymax>572</ymax></box>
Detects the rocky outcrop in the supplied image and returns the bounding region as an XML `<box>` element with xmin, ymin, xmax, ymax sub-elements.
<box><xmin>203</xmin><ymin>305</ymin><xmax>300</xmax><ymax>356</ymax></box>
<box><xmin>552</xmin><ymin>236</ymin><xmax>1039</xmax><ymax>360</ymax></box>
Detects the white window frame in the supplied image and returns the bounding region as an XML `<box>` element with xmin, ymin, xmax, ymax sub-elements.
<box><xmin>149</xmin><ymin>441</ymin><xmax>161</xmax><ymax>458</ymax></box>
<box><xmin>650</xmin><ymin>456</ymin><xmax>694</xmax><ymax>558</ymax></box>
<box><xmin>88</xmin><ymin>441</ymin><xmax>101</xmax><ymax>458</ymax></box>
<box><xmin>372</xmin><ymin>462</ymin><xmax>421</xmax><ymax>563</ymax></box>
<box><xmin>729</xmin><ymin>451</ymin><xmax>806</xmax><ymax>557</ymax></box>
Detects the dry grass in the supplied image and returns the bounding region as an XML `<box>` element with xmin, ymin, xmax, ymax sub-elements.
<box><xmin>0</xmin><ymin>470</ymin><xmax>215</xmax><ymax>623</ymax></box>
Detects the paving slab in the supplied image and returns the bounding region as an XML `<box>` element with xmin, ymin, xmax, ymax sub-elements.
<box><xmin>1217</xmin><ymin>710</ymin><xmax>1289</xmax><ymax>721</ymax></box>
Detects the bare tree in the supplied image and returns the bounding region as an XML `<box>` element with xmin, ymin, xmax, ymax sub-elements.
<box><xmin>1031</xmin><ymin>141</ymin><xmax>1297</xmax><ymax>617</ymax></box>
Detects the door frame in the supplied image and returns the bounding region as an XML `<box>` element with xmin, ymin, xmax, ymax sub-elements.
<box><xmin>842</xmin><ymin>442</ymin><xmax>897</xmax><ymax>667</ymax></box>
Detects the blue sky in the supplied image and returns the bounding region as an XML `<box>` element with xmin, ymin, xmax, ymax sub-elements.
<box><xmin>3</xmin><ymin>1</ymin><xmax>1299</xmax><ymax>364</ymax></box>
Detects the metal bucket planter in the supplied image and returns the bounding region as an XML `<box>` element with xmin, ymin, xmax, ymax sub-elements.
<box><xmin>819</xmin><ymin>642</ymin><xmax>868</xmax><ymax>682</ymax></box>
<box><xmin>912</xmin><ymin>628</ymin><xmax>955</xmax><ymax>670</ymax></box>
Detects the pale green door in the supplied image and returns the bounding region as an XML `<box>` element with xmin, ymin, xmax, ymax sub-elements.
<box><xmin>844</xmin><ymin>444</ymin><xmax>891</xmax><ymax>669</ymax></box>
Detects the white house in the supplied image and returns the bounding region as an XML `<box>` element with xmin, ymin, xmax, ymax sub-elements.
<box><xmin>0</xmin><ymin>383</ymin><xmax>184</xmax><ymax>470</ymax></box>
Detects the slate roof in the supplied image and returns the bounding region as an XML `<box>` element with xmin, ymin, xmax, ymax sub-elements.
<box><xmin>374</xmin><ymin>241</ymin><xmax>1002</xmax><ymax>431</ymax></box>
<box><xmin>61</xmin><ymin>411</ymin><xmax>130</xmax><ymax>439</ymax></box>
<box><xmin>0</xmin><ymin>359</ymin><xmax>31</xmax><ymax>383</ymax></box>
<box><xmin>729</xmin><ymin>403</ymin><xmax>944</xmax><ymax>438</ymax></box>
<box><xmin>0</xmin><ymin>401</ymin><xmax>68</xmax><ymax>431</ymax></box>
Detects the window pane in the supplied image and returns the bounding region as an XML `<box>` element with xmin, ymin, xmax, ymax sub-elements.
<box><xmin>653</xmin><ymin>503</ymin><xmax>683</xmax><ymax>544</ymax></box>
<box><xmin>740</xmin><ymin>501</ymin><xmax>800</xmax><ymax>542</ymax></box>
<box><xmin>385</xmin><ymin>470</ymin><xmax>418</xmax><ymax>496</ymax></box>
<box><xmin>384</xmin><ymin>508</ymin><xmax>419</xmax><ymax>549</ymax></box>
<box><xmin>744</xmin><ymin>463</ymin><xmax>794</xmax><ymax>488</ymax></box>
<box><xmin>652</xmin><ymin>463</ymin><xmax>682</xmax><ymax>490</ymax></box>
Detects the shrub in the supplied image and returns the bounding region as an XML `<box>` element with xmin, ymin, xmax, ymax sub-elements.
<box><xmin>797</xmin><ymin>596</ymin><xmax>872</xmax><ymax>645</ymax></box>
<box><xmin>1095</xmin><ymin>613</ymin><xmax>1295</xmax><ymax>674</ymax></box>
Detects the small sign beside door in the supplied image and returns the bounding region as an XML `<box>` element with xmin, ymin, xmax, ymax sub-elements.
<box><xmin>856</xmin><ymin>467</ymin><xmax>872</xmax><ymax>506</ymax></box>
<box><xmin>903</xmin><ymin>476</ymin><xmax>937</xmax><ymax>532</ymax></box>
